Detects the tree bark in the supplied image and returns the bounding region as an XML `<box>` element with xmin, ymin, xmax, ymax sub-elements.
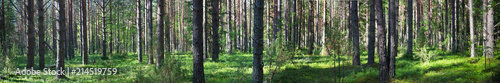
<box><xmin>136</xmin><ymin>0</ymin><xmax>143</xmax><ymax>62</ymax></box>
<box><xmin>226</xmin><ymin>0</ymin><xmax>232</xmax><ymax>55</ymax></box>
<box><xmin>147</xmin><ymin>0</ymin><xmax>153</xmax><ymax>64</ymax></box>
<box><xmin>81</xmin><ymin>0</ymin><xmax>88</xmax><ymax>65</ymax></box>
<box><xmin>406</xmin><ymin>0</ymin><xmax>413</xmax><ymax>57</ymax></box>
<box><xmin>156</xmin><ymin>0</ymin><xmax>165</xmax><ymax>67</ymax></box>
<box><xmin>376</xmin><ymin>0</ymin><xmax>388</xmax><ymax>82</ymax></box>
<box><xmin>37</xmin><ymin>0</ymin><xmax>45</xmax><ymax>69</ymax></box>
<box><xmin>367</xmin><ymin>0</ymin><xmax>376</xmax><ymax>64</ymax></box>
<box><xmin>483</xmin><ymin>0</ymin><xmax>494</xmax><ymax>58</ymax></box>
<box><xmin>469</xmin><ymin>0</ymin><xmax>474</xmax><ymax>58</ymax></box>
<box><xmin>68</xmin><ymin>0</ymin><xmax>74</xmax><ymax>60</ymax></box>
<box><xmin>253</xmin><ymin>0</ymin><xmax>264</xmax><ymax>82</ymax></box>
<box><xmin>389</xmin><ymin>0</ymin><xmax>399</xmax><ymax>78</ymax></box>
<box><xmin>451</xmin><ymin>0</ymin><xmax>456</xmax><ymax>52</ymax></box>
<box><xmin>193</xmin><ymin>0</ymin><xmax>205</xmax><ymax>82</ymax></box>
<box><xmin>350</xmin><ymin>0</ymin><xmax>360</xmax><ymax>66</ymax></box>
<box><xmin>307</xmin><ymin>0</ymin><xmax>314</xmax><ymax>55</ymax></box>
<box><xmin>27</xmin><ymin>0</ymin><xmax>35</xmax><ymax>68</ymax></box>
<box><xmin>212</xmin><ymin>0</ymin><xmax>220</xmax><ymax>61</ymax></box>
<box><xmin>56</xmin><ymin>0</ymin><xmax>67</xmax><ymax>79</ymax></box>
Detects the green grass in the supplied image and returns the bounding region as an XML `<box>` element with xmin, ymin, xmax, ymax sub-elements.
<box><xmin>1</xmin><ymin>46</ymin><xmax>499</xmax><ymax>82</ymax></box>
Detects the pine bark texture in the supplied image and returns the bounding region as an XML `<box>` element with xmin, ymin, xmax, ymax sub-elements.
<box><xmin>350</xmin><ymin>0</ymin><xmax>360</xmax><ymax>66</ymax></box>
<box><xmin>212</xmin><ymin>0</ymin><xmax>220</xmax><ymax>61</ymax></box>
<box><xmin>27</xmin><ymin>0</ymin><xmax>35</xmax><ymax>68</ymax></box>
<box><xmin>56</xmin><ymin>0</ymin><xmax>67</xmax><ymax>78</ymax></box>
<box><xmin>253</xmin><ymin>0</ymin><xmax>264</xmax><ymax>82</ymax></box>
<box><xmin>38</xmin><ymin>0</ymin><xmax>45</xmax><ymax>68</ymax></box>
<box><xmin>193</xmin><ymin>0</ymin><xmax>205</xmax><ymax>82</ymax></box>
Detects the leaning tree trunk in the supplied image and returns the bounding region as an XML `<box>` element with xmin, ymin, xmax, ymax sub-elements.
<box><xmin>253</xmin><ymin>0</ymin><xmax>264</xmax><ymax>82</ymax></box>
<box><xmin>56</xmin><ymin>0</ymin><xmax>67</xmax><ymax>79</ymax></box>
<box><xmin>27</xmin><ymin>0</ymin><xmax>35</xmax><ymax>68</ymax></box>
<box><xmin>212</xmin><ymin>0</ymin><xmax>220</xmax><ymax>61</ymax></box>
<box><xmin>350</xmin><ymin>0</ymin><xmax>360</xmax><ymax>66</ymax></box>
<box><xmin>193</xmin><ymin>0</ymin><xmax>205</xmax><ymax>82</ymax></box>
<box><xmin>376</xmin><ymin>0</ymin><xmax>388</xmax><ymax>82</ymax></box>
<box><xmin>38</xmin><ymin>0</ymin><xmax>45</xmax><ymax>69</ymax></box>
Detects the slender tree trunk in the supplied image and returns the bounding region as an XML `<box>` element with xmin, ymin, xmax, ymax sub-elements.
<box><xmin>56</xmin><ymin>0</ymin><xmax>67</xmax><ymax>79</ymax></box>
<box><xmin>193</xmin><ymin>0</ymin><xmax>205</xmax><ymax>82</ymax></box>
<box><xmin>68</xmin><ymin>0</ymin><xmax>74</xmax><ymax>60</ymax></box>
<box><xmin>451</xmin><ymin>0</ymin><xmax>456</xmax><ymax>52</ymax></box>
<box><xmin>376</xmin><ymin>0</ymin><xmax>388</xmax><ymax>81</ymax></box>
<box><xmin>81</xmin><ymin>0</ymin><xmax>88</xmax><ymax>65</ymax></box>
<box><xmin>37</xmin><ymin>0</ymin><xmax>45</xmax><ymax>69</ymax></box>
<box><xmin>407</xmin><ymin>0</ymin><xmax>413</xmax><ymax>57</ymax></box>
<box><xmin>27</xmin><ymin>0</ymin><xmax>35</xmax><ymax>68</ymax></box>
<box><xmin>212</xmin><ymin>0</ymin><xmax>220</xmax><ymax>61</ymax></box>
<box><xmin>147</xmin><ymin>0</ymin><xmax>153</xmax><ymax>64</ymax></box>
<box><xmin>253</xmin><ymin>0</ymin><xmax>264</xmax><ymax>82</ymax></box>
<box><xmin>469</xmin><ymin>0</ymin><xmax>474</xmax><ymax>58</ymax></box>
<box><xmin>136</xmin><ymin>0</ymin><xmax>143</xmax><ymax>62</ymax></box>
<box><xmin>227</xmin><ymin>0</ymin><xmax>232</xmax><ymax>54</ymax></box>
<box><xmin>367</xmin><ymin>0</ymin><xmax>376</xmax><ymax>64</ymax></box>
<box><xmin>350</xmin><ymin>0</ymin><xmax>360</xmax><ymax>66</ymax></box>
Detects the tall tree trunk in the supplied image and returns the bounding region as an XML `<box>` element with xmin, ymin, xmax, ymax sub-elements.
<box><xmin>226</xmin><ymin>0</ymin><xmax>232</xmax><ymax>54</ymax></box>
<box><xmin>27</xmin><ymin>0</ymin><xmax>35</xmax><ymax>68</ymax></box>
<box><xmin>253</xmin><ymin>0</ymin><xmax>264</xmax><ymax>82</ymax></box>
<box><xmin>82</xmin><ymin>0</ymin><xmax>88</xmax><ymax>65</ymax></box>
<box><xmin>451</xmin><ymin>0</ymin><xmax>456</xmax><ymax>52</ymax></box>
<box><xmin>100</xmin><ymin>0</ymin><xmax>107</xmax><ymax>59</ymax></box>
<box><xmin>243</xmin><ymin>0</ymin><xmax>247</xmax><ymax>53</ymax></box>
<box><xmin>156</xmin><ymin>0</ymin><xmax>165</xmax><ymax>67</ymax></box>
<box><xmin>350</xmin><ymin>0</ymin><xmax>360</xmax><ymax>66</ymax></box>
<box><xmin>388</xmin><ymin>0</ymin><xmax>399</xmax><ymax>78</ymax></box>
<box><xmin>212</xmin><ymin>0</ymin><xmax>220</xmax><ymax>61</ymax></box>
<box><xmin>406</xmin><ymin>0</ymin><xmax>413</xmax><ymax>57</ymax></box>
<box><xmin>37</xmin><ymin>0</ymin><xmax>45</xmax><ymax>69</ymax></box>
<box><xmin>376</xmin><ymin>0</ymin><xmax>388</xmax><ymax>81</ymax></box>
<box><xmin>193</xmin><ymin>0</ymin><xmax>205</xmax><ymax>82</ymax></box>
<box><xmin>68</xmin><ymin>0</ymin><xmax>74</xmax><ymax>60</ymax></box>
<box><xmin>367</xmin><ymin>0</ymin><xmax>376</xmax><ymax>64</ymax></box>
<box><xmin>273</xmin><ymin>0</ymin><xmax>280</xmax><ymax>41</ymax></box>
<box><xmin>307</xmin><ymin>0</ymin><xmax>314</xmax><ymax>55</ymax></box>
<box><xmin>56</xmin><ymin>0</ymin><xmax>67</xmax><ymax>79</ymax></box>
<box><xmin>483</xmin><ymin>0</ymin><xmax>494</xmax><ymax>58</ymax></box>
<box><xmin>469</xmin><ymin>0</ymin><xmax>474</xmax><ymax>58</ymax></box>
<box><xmin>147</xmin><ymin>0</ymin><xmax>153</xmax><ymax>64</ymax></box>
<box><xmin>136</xmin><ymin>0</ymin><xmax>143</xmax><ymax>62</ymax></box>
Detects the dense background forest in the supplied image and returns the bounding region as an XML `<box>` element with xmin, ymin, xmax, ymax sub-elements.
<box><xmin>0</xmin><ymin>0</ymin><xmax>499</xmax><ymax>82</ymax></box>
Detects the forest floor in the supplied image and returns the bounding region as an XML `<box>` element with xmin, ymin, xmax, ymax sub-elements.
<box><xmin>1</xmin><ymin>45</ymin><xmax>499</xmax><ymax>82</ymax></box>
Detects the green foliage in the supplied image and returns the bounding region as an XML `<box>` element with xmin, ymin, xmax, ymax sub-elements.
<box><xmin>414</xmin><ymin>46</ymin><xmax>437</xmax><ymax>63</ymax></box>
